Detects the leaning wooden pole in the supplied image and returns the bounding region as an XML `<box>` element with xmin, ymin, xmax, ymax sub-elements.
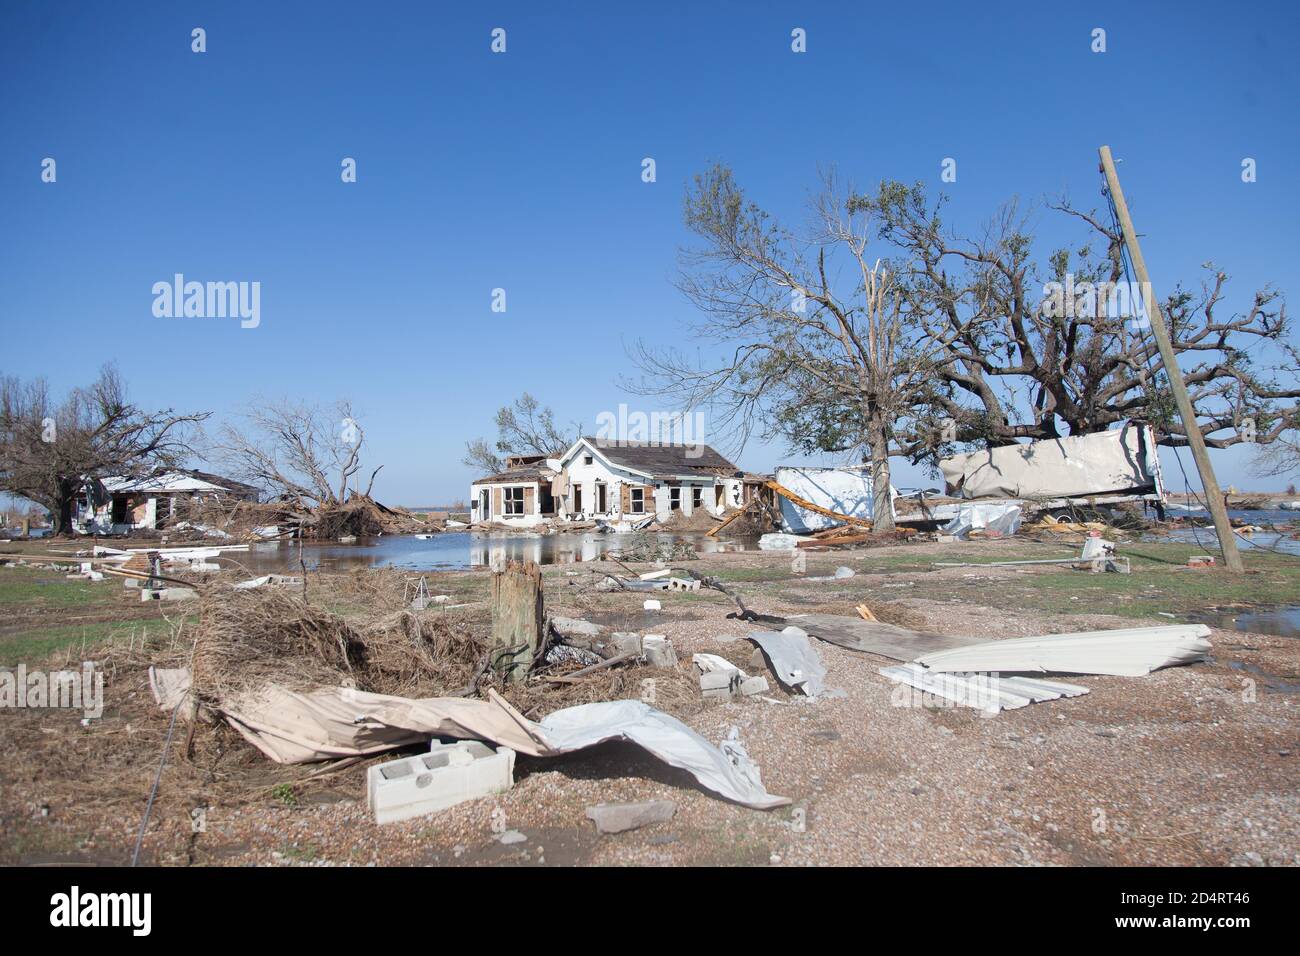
<box><xmin>1099</xmin><ymin>145</ymin><xmax>1244</xmax><ymax>572</ymax></box>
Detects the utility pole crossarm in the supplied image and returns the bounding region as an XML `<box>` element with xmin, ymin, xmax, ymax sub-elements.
<box><xmin>1098</xmin><ymin>145</ymin><xmax>1244</xmax><ymax>573</ymax></box>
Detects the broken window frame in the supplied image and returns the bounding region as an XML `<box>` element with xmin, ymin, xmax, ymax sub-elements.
<box><xmin>504</xmin><ymin>486</ymin><xmax>526</xmax><ymax>516</ymax></box>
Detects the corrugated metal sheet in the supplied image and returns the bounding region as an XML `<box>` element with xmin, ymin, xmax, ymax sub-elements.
<box><xmin>914</xmin><ymin>624</ymin><xmax>1211</xmax><ymax>677</ymax></box>
<box><xmin>880</xmin><ymin>663</ymin><xmax>1090</xmax><ymax>713</ymax></box>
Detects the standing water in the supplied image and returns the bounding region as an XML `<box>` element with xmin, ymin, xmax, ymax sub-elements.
<box><xmin>233</xmin><ymin>530</ymin><xmax>758</xmax><ymax>574</ymax></box>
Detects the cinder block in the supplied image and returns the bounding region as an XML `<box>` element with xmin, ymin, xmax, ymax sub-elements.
<box><xmin>700</xmin><ymin>670</ymin><xmax>739</xmax><ymax>700</ymax></box>
<box><xmin>141</xmin><ymin>587</ymin><xmax>197</xmax><ymax>602</ymax></box>
<box><xmin>367</xmin><ymin>740</ymin><xmax>515</xmax><ymax>825</ymax></box>
<box><xmin>667</xmin><ymin>577</ymin><xmax>700</xmax><ymax>591</ymax></box>
<box><xmin>610</xmin><ymin>632</ymin><xmax>643</xmax><ymax>656</ymax></box>
<box><xmin>739</xmin><ymin>675</ymin><xmax>769</xmax><ymax>697</ymax></box>
<box><xmin>642</xmin><ymin>635</ymin><xmax>678</xmax><ymax>667</ymax></box>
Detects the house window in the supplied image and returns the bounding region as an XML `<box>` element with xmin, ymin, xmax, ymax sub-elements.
<box><xmin>583</xmin><ymin>455</ymin><xmax>593</xmax><ymax>466</ymax></box>
<box><xmin>670</xmin><ymin>487</ymin><xmax>681</xmax><ymax>511</ymax></box>
<box><xmin>504</xmin><ymin>486</ymin><xmax>525</xmax><ymax>516</ymax></box>
<box><xmin>692</xmin><ymin>487</ymin><xmax>703</xmax><ymax>509</ymax></box>
<box><xmin>630</xmin><ymin>488</ymin><xmax>644</xmax><ymax>513</ymax></box>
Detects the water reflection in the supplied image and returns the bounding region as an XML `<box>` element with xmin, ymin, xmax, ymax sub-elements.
<box><xmin>235</xmin><ymin>531</ymin><xmax>756</xmax><ymax>574</ymax></box>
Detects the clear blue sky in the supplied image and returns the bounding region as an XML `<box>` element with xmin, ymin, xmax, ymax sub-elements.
<box><xmin>2</xmin><ymin>1</ymin><xmax>1297</xmax><ymax>505</ymax></box>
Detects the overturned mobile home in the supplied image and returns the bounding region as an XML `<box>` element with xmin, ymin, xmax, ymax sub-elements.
<box><xmin>940</xmin><ymin>421</ymin><xmax>1165</xmax><ymax>507</ymax></box>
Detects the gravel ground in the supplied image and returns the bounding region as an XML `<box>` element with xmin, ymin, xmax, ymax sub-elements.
<box><xmin>3</xmin><ymin>542</ymin><xmax>1296</xmax><ymax>866</ymax></box>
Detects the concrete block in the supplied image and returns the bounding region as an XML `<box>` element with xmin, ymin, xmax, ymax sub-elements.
<box><xmin>739</xmin><ymin>675</ymin><xmax>770</xmax><ymax>697</ymax></box>
<box><xmin>667</xmin><ymin>577</ymin><xmax>700</xmax><ymax>591</ymax></box>
<box><xmin>700</xmin><ymin>670</ymin><xmax>739</xmax><ymax>699</ymax></box>
<box><xmin>610</xmin><ymin>632</ymin><xmax>643</xmax><ymax>655</ymax></box>
<box><xmin>586</xmin><ymin>799</ymin><xmax>676</xmax><ymax>834</ymax></box>
<box><xmin>642</xmin><ymin>634</ymin><xmax>678</xmax><ymax>667</ymax></box>
<box><xmin>141</xmin><ymin>587</ymin><xmax>197</xmax><ymax>602</ymax></box>
<box><xmin>367</xmin><ymin>740</ymin><xmax>515</xmax><ymax>825</ymax></box>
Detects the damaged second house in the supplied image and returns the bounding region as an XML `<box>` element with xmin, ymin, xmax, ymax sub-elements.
<box><xmin>470</xmin><ymin>437</ymin><xmax>763</xmax><ymax>530</ymax></box>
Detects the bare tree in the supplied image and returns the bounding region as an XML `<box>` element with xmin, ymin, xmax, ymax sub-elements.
<box><xmin>463</xmin><ymin>393</ymin><xmax>577</xmax><ymax>475</ymax></box>
<box><xmin>859</xmin><ymin>179</ymin><xmax>1299</xmax><ymax>451</ymax></box>
<box><xmin>0</xmin><ymin>366</ymin><xmax>208</xmax><ymax>534</ymax></box>
<box><xmin>218</xmin><ymin>399</ymin><xmax>377</xmax><ymax>508</ymax></box>
<box><xmin>630</xmin><ymin>165</ymin><xmax>947</xmax><ymax>530</ymax></box>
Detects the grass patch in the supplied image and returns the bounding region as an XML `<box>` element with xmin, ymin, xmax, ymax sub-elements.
<box><xmin>0</xmin><ymin>616</ymin><xmax>190</xmax><ymax>665</ymax></box>
<box><xmin>929</xmin><ymin>545</ymin><xmax>1300</xmax><ymax>619</ymax></box>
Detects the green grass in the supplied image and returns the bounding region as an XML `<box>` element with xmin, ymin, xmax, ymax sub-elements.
<box><xmin>0</xmin><ymin>566</ymin><xmax>195</xmax><ymax>664</ymax></box>
<box><xmin>0</xmin><ymin>617</ymin><xmax>185</xmax><ymax>664</ymax></box>
<box><xmin>919</xmin><ymin>544</ymin><xmax>1300</xmax><ymax>619</ymax></box>
<box><xmin>0</xmin><ymin>568</ymin><xmax>119</xmax><ymax>610</ymax></box>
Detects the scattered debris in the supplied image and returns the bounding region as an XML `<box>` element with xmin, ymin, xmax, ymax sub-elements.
<box><xmin>233</xmin><ymin>574</ymin><xmax>301</xmax><ymax>590</ymax></box>
<box><xmin>151</xmin><ymin>676</ymin><xmax>789</xmax><ymax>808</ymax></box>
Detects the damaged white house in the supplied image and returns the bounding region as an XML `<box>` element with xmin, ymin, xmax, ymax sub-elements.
<box><xmin>470</xmin><ymin>438</ymin><xmax>754</xmax><ymax>528</ymax></box>
<box><xmin>76</xmin><ymin>469</ymin><xmax>260</xmax><ymax>534</ymax></box>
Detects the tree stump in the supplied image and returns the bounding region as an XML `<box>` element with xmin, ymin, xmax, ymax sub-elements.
<box><xmin>490</xmin><ymin>560</ymin><xmax>544</xmax><ymax>684</ymax></box>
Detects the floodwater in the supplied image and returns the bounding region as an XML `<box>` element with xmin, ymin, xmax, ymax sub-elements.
<box><xmin>230</xmin><ymin>530</ymin><xmax>759</xmax><ymax>574</ymax></box>
<box><xmin>1159</xmin><ymin>508</ymin><xmax>1300</xmax><ymax>557</ymax></box>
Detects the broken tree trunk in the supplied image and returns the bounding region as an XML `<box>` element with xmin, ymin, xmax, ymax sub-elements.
<box><xmin>490</xmin><ymin>560</ymin><xmax>544</xmax><ymax>684</ymax></box>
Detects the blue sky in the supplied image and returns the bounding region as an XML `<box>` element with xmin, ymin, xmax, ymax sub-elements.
<box><xmin>2</xmin><ymin>1</ymin><xmax>1297</xmax><ymax>505</ymax></box>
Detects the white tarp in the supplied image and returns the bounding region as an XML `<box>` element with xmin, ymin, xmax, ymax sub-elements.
<box><xmin>942</xmin><ymin>502</ymin><xmax>1023</xmax><ymax>538</ymax></box>
<box><xmin>148</xmin><ymin>673</ymin><xmax>788</xmax><ymax>809</ymax></box>
<box><xmin>913</xmin><ymin>624</ymin><xmax>1211</xmax><ymax>677</ymax></box>
<box><xmin>940</xmin><ymin>422</ymin><xmax>1160</xmax><ymax>500</ymax></box>
<box><xmin>774</xmin><ymin>466</ymin><xmax>895</xmax><ymax>532</ymax></box>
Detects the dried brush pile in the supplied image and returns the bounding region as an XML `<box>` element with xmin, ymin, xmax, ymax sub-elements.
<box><xmin>190</xmin><ymin>586</ymin><xmax>489</xmax><ymax>703</ymax></box>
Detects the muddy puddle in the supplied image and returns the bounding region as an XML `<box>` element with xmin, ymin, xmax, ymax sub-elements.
<box><xmin>1189</xmin><ymin>605</ymin><xmax>1300</xmax><ymax>639</ymax></box>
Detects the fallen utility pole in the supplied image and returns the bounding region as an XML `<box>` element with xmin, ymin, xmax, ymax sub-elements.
<box><xmin>1098</xmin><ymin>145</ymin><xmax>1244</xmax><ymax>573</ymax></box>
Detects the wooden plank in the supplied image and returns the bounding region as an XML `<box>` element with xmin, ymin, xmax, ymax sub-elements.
<box><xmin>706</xmin><ymin>496</ymin><xmax>759</xmax><ymax>537</ymax></box>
